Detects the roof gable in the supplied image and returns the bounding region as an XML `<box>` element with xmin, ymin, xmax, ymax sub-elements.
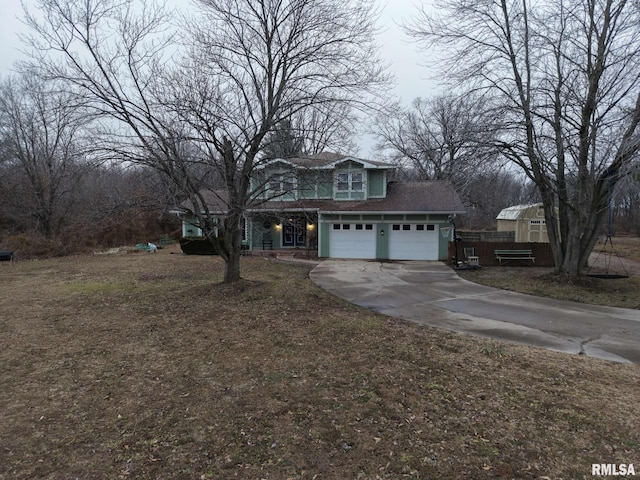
<box><xmin>257</xmin><ymin>152</ymin><xmax>394</xmax><ymax>170</ymax></box>
<box><xmin>334</xmin><ymin>159</ymin><xmax>365</xmax><ymax>169</ymax></box>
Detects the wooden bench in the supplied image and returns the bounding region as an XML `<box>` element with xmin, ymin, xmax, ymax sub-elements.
<box><xmin>494</xmin><ymin>249</ymin><xmax>535</xmax><ymax>265</ymax></box>
<box><xmin>0</xmin><ymin>251</ymin><xmax>14</xmax><ymax>263</ymax></box>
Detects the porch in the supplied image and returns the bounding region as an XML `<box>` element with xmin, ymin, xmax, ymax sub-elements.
<box><xmin>245</xmin><ymin>212</ymin><xmax>318</xmax><ymax>253</ymax></box>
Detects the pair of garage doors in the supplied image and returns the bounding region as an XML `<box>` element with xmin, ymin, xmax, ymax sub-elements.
<box><xmin>329</xmin><ymin>223</ymin><xmax>439</xmax><ymax>260</ymax></box>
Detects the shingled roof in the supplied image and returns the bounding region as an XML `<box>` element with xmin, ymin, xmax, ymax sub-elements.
<box><xmin>176</xmin><ymin>190</ymin><xmax>229</xmax><ymax>214</ymax></box>
<box><xmin>252</xmin><ymin>181</ymin><xmax>465</xmax><ymax>214</ymax></box>
<box><xmin>178</xmin><ymin>181</ymin><xmax>465</xmax><ymax>215</ymax></box>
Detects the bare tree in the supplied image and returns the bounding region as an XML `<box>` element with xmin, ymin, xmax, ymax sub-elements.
<box><xmin>374</xmin><ymin>93</ymin><xmax>510</xmax><ymax>223</ymax></box>
<box><xmin>263</xmin><ymin>119</ymin><xmax>305</xmax><ymax>159</ymax></box>
<box><xmin>73</xmin><ymin>164</ymin><xmax>181</xmax><ymax>246</ymax></box>
<box><xmin>460</xmin><ymin>172</ymin><xmax>533</xmax><ymax>229</ymax></box>
<box><xmin>407</xmin><ymin>0</ymin><xmax>640</xmax><ymax>275</ymax></box>
<box><xmin>23</xmin><ymin>0</ymin><xmax>389</xmax><ymax>283</ymax></box>
<box><xmin>263</xmin><ymin>102</ymin><xmax>360</xmax><ymax>158</ymax></box>
<box><xmin>168</xmin><ymin>0</ymin><xmax>389</xmax><ymax>281</ymax></box>
<box><xmin>375</xmin><ymin>94</ymin><xmax>502</xmax><ymax>180</ymax></box>
<box><xmin>0</xmin><ymin>73</ymin><xmax>93</xmax><ymax>237</ymax></box>
<box><xmin>293</xmin><ymin>103</ymin><xmax>360</xmax><ymax>155</ymax></box>
<box><xmin>611</xmin><ymin>164</ymin><xmax>640</xmax><ymax>234</ymax></box>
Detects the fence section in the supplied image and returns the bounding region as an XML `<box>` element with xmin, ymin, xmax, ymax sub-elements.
<box><xmin>449</xmin><ymin>241</ymin><xmax>554</xmax><ymax>267</ymax></box>
<box><xmin>457</xmin><ymin>230</ymin><xmax>515</xmax><ymax>242</ymax></box>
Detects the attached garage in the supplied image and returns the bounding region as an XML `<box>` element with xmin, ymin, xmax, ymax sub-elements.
<box><xmin>388</xmin><ymin>224</ymin><xmax>439</xmax><ymax>260</ymax></box>
<box><xmin>329</xmin><ymin>223</ymin><xmax>376</xmax><ymax>259</ymax></box>
<box><xmin>315</xmin><ymin>182</ymin><xmax>466</xmax><ymax>260</ymax></box>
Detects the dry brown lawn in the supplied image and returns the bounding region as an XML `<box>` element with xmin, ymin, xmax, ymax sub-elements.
<box><xmin>458</xmin><ymin>236</ymin><xmax>640</xmax><ymax>310</ymax></box>
<box><xmin>1</xmin><ymin>245</ymin><xmax>639</xmax><ymax>479</ymax></box>
<box><xmin>594</xmin><ymin>236</ymin><xmax>640</xmax><ymax>263</ymax></box>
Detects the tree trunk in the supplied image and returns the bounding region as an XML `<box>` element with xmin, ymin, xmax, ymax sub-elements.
<box><xmin>220</xmin><ymin>207</ymin><xmax>243</xmax><ymax>283</ymax></box>
<box><xmin>224</xmin><ymin>243</ymin><xmax>242</xmax><ymax>283</ymax></box>
<box><xmin>560</xmin><ymin>227</ymin><xmax>583</xmax><ymax>276</ymax></box>
<box><xmin>220</xmin><ymin>138</ymin><xmax>247</xmax><ymax>284</ymax></box>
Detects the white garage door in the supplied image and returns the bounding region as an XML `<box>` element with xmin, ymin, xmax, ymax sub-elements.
<box><xmin>329</xmin><ymin>223</ymin><xmax>376</xmax><ymax>259</ymax></box>
<box><xmin>388</xmin><ymin>224</ymin><xmax>439</xmax><ymax>260</ymax></box>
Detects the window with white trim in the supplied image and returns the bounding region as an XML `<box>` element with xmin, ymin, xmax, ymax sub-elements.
<box><xmin>335</xmin><ymin>171</ymin><xmax>366</xmax><ymax>200</ymax></box>
<box><xmin>269</xmin><ymin>173</ymin><xmax>296</xmax><ymax>196</ymax></box>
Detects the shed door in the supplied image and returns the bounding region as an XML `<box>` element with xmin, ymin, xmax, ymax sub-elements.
<box><xmin>329</xmin><ymin>223</ymin><xmax>376</xmax><ymax>259</ymax></box>
<box><xmin>528</xmin><ymin>219</ymin><xmax>546</xmax><ymax>243</ymax></box>
<box><xmin>388</xmin><ymin>224</ymin><xmax>439</xmax><ymax>260</ymax></box>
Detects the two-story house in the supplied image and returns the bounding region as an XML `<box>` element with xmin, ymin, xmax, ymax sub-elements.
<box><xmin>178</xmin><ymin>152</ymin><xmax>465</xmax><ymax>260</ymax></box>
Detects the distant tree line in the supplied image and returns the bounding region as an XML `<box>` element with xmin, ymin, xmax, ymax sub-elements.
<box><xmin>0</xmin><ymin>73</ymin><xmax>179</xmax><ymax>257</ymax></box>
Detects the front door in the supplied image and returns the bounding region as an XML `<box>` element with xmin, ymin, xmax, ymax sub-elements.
<box><xmin>282</xmin><ymin>217</ymin><xmax>306</xmax><ymax>247</ymax></box>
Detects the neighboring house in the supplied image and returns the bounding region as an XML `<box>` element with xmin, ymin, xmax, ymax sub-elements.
<box><xmin>496</xmin><ymin>203</ymin><xmax>550</xmax><ymax>243</ymax></box>
<box><xmin>176</xmin><ymin>152</ymin><xmax>466</xmax><ymax>260</ymax></box>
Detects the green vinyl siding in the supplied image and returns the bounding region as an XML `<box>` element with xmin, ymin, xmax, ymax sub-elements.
<box><xmin>367</xmin><ymin>170</ymin><xmax>385</xmax><ymax>197</ymax></box>
<box><xmin>298</xmin><ymin>171</ymin><xmax>316</xmax><ymax>199</ymax></box>
<box><xmin>438</xmin><ymin>227</ymin><xmax>449</xmax><ymax>260</ymax></box>
<box><xmin>181</xmin><ymin>215</ymin><xmax>202</xmax><ymax>237</ymax></box>
<box><xmin>319</xmin><ymin>221</ymin><xmax>330</xmax><ymax>257</ymax></box>
<box><xmin>251</xmin><ymin>172</ymin><xmax>267</xmax><ymax>198</ymax></box>
<box><xmin>376</xmin><ymin>224</ymin><xmax>388</xmax><ymax>259</ymax></box>
<box><xmin>281</xmin><ymin>190</ymin><xmax>297</xmax><ymax>201</ymax></box>
<box><xmin>317</xmin><ymin>171</ymin><xmax>333</xmax><ymax>198</ymax></box>
<box><xmin>335</xmin><ymin>160</ymin><xmax>363</xmax><ymax>169</ymax></box>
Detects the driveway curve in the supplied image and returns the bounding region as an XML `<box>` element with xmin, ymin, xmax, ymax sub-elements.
<box><xmin>309</xmin><ymin>260</ymin><xmax>640</xmax><ymax>364</ymax></box>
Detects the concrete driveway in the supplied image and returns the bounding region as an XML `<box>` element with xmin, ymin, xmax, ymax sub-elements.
<box><xmin>309</xmin><ymin>260</ymin><xmax>640</xmax><ymax>364</ymax></box>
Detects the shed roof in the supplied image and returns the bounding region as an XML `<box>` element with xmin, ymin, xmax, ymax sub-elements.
<box><xmin>496</xmin><ymin>203</ymin><xmax>543</xmax><ymax>220</ymax></box>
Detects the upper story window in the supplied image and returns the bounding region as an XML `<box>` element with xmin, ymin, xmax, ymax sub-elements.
<box><xmin>335</xmin><ymin>171</ymin><xmax>365</xmax><ymax>200</ymax></box>
<box><xmin>337</xmin><ymin>172</ymin><xmax>363</xmax><ymax>191</ymax></box>
<box><xmin>269</xmin><ymin>173</ymin><xmax>296</xmax><ymax>195</ymax></box>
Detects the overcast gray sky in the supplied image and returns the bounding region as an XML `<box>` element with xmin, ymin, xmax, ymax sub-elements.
<box><xmin>0</xmin><ymin>0</ymin><xmax>439</xmax><ymax>154</ymax></box>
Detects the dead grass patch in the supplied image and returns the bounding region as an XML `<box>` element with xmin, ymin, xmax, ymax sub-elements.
<box><xmin>593</xmin><ymin>235</ymin><xmax>640</xmax><ymax>262</ymax></box>
<box><xmin>457</xmin><ymin>236</ymin><xmax>640</xmax><ymax>309</ymax></box>
<box><xmin>0</xmin><ymin>248</ymin><xmax>638</xmax><ymax>479</ymax></box>
<box><xmin>458</xmin><ymin>266</ymin><xmax>640</xmax><ymax>309</ymax></box>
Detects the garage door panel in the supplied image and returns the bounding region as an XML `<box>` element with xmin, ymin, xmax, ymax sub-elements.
<box><xmin>389</xmin><ymin>224</ymin><xmax>438</xmax><ymax>260</ymax></box>
<box><xmin>329</xmin><ymin>224</ymin><xmax>376</xmax><ymax>259</ymax></box>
